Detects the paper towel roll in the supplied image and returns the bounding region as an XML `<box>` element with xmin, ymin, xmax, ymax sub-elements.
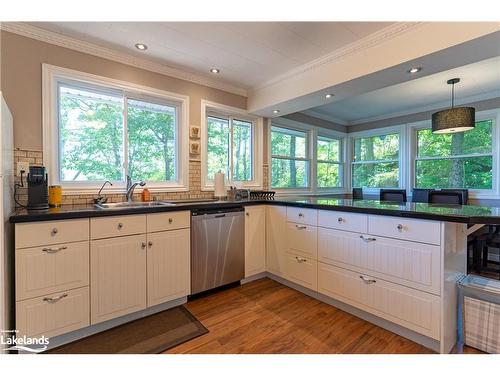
<box><xmin>214</xmin><ymin>171</ymin><xmax>226</xmax><ymax>198</ymax></box>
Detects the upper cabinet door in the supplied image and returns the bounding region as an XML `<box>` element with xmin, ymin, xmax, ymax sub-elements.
<box><xmin>244</xmin><ymin>205</ymin><xmax>266</xmax><ymax>278</ymax></box>
<box><xmin>146</xmin><ymin>229</ymin><xmax>191</xmax><ymax>307</ymax></box>
<box><xmin>90</xmin><ymin>234</ymin><xmax>147</xmax><ymax>324</ymax></box>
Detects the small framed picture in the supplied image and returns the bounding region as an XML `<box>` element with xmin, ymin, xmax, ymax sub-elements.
<box><xmin>190</xmin><ymin>125</ymin><xmax>200</xmax><ymax>139</ymax></box>
<box><xmin>189</xmin><ymin>140</ymin><xmax>200</xmax><ymax>154</ymax></box>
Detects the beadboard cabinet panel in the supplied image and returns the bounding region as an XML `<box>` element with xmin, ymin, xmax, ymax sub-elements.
<box><xmin>90</xmin><ymin>235</ymin><xmax>147</xmax><ymax>324</ymax></box>
<box><xmin>16</xmin><ymin>241</ymin><xmax>89</xmax><ymax>301</ymax></box>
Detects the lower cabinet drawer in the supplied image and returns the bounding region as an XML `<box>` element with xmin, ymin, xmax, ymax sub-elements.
<box><xmin>284</xmin><ymin>253</ymin><xmax>317</xmax><ymax>291</ymax></box>
<box><xmin>318</xmin><ymin>263</ymin><xmax>440</xmax><ymax>339</ymax></box>
<box><xmin>286</xmin><ymin>222</ymin><xmax>318</xmax><ymax>259</ymax></box>
<box><xmin>147</xmin><ymin>211</ymin><xmax>190</xmax><ymax>232</ymax></box>
<box><xmin>16</xmin><ymin>241</ymin><xmax>89</xmax><ymax>301</ymax></box>
<box><xmin>91</xmin><ymin>215</ymin><xmax>146</xmax><ymax>239</ymax></box>
<box><xmin>368</xmin><ymin>215</ymin><xmax>441</xmax><ymax>245</ymax></box>
<box><xmin>16</xmin><ymin>287</ymin><xmax>90</xmax><ymax>339</ymax></box>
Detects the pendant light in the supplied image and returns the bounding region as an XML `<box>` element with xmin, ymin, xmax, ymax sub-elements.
<box><xmin>431</xmin><ymin>78</ymin><xmax>475</xmax><ymax>134</ymax></box>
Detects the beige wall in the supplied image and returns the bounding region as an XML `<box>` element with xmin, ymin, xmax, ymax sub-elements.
<box><xmin>0</xmin><ymin>31</ymin><xmax>247</xmax><ymax>150</ymax></box>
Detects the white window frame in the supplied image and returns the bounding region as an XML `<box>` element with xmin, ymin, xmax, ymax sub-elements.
<box><xmin>201</xmin><ymin>100</ymin><xmax>263</xmax><ymax>191</ymax></box>
<box><xmin>409</xmin><ymin>108</ymin><xmax>500</xmax><ymax>199</ymax></box>
<box><xmin>348</xmin><ymin>125</ymin><xmax>406</xmax><ymax>195</ymax></box>
<box><xmin>315</xmin><ymin>132</ymin><xmax>345</xmax><ymax>191</ymax></box>
<box><xmin>43</xmin><ymin>64</ymin><xmax>190</xmax><ymax>194</ymax></box>
<box><xmin>270</xmin><ymin>117</ymin><xmax>347</xmax><ymax>195</ymax></box>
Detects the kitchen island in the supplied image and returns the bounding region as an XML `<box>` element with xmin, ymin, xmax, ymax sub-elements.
<box><xmin>10</xmin><ymin>198</ymin><xmax>500</xmax><ymax>353</ymax></box>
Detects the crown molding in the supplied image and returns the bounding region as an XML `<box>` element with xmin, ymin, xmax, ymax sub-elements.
<box><xmin>300</xmin><ymin>109</ymin><xmax>348</xmax><ymax>125</ymax></box>
<box><xmin>350</xmin><ymin>90</ymin><xmax>500</xmax><ymax>126</ymax></box>
<box><xmin>0</xmin><ymin>22</ymin><xmax>248</xmax><ymax>97</ymax></box>
<box><xmin>250</xmin><ymin>22</ymin><xmax>425</xmax><ymax>94</ymax></box>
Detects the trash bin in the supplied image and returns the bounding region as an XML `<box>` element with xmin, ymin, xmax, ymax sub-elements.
<box><xmin>458</xmin><ymin>275</ymin><xmax>500</xmax><ymax>353</ymax></box>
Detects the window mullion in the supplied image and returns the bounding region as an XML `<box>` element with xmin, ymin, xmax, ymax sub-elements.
<box><xmin>229</xmin><ymin>116</ymin><xmax>234</xmax><ymax>182</ymax></box>
<box><xmin>123</xmin><ymin>96</ymin><xmax>128</xmax><ymax>182</ymax></box>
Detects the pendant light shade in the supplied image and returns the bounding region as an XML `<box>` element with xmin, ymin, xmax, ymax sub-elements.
<box><xmin>432</xmin><ymin>78</ymin><xmax>475</xmax><ymax>134</ymax></box>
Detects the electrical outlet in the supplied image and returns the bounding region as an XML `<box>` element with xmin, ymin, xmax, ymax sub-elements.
<box><xmin>17</xmin><ymin>161</ymin><xmax>29</xmax><ymax>177</ymax></box>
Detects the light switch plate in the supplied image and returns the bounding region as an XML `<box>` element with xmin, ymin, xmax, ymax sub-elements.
<box><xmin>17</xmin><ymin>161</ymin><xmax>29</xmax><ymax>177</ymax></box>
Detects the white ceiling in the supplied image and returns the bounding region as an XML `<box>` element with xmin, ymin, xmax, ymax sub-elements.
<box><xmin>302</xmin><ymin>56</ymin><xmax>500</xmax><ymax>125</ymax></box>
<box><xmin>29</xmin><ymin>22</ymin><xmax>393</xmax><ymax>90</ymax></box>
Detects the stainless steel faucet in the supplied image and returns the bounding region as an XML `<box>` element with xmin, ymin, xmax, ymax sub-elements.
<box><xmin>125</xmin><ymin>175</ymin><xmax>146</xmax><ymax>203</ymax></box>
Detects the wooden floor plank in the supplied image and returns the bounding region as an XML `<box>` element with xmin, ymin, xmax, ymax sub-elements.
<box><xmin>164</xmin><ymin>278</ymin><xmax>482</xmax><ymax>354</ymax></box>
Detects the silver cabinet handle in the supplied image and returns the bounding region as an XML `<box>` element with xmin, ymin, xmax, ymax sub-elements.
<box><xmin>43</xmin><ymin>293</ymin><xmax>68</xmax><ymax>303</ymax></box>
<box><xmin>141</xmin><ymin>242</ymin><xmax>147</xmax><ymax>249</ymax></box>
<box><xmin>298</xmin><ymin>213</ymin><xmax>304</xmax><ymax>217</ymax></box>
<box><xmin>51</xmin><ymin>228</ymin><xmax>58</xmax><ymax>236</ymax></box>
<box><xmin>337</xmin><ymin>217</ymin><xmax>344</xmax><ymax>223</ymax></box>
<box><xmin>295</xmin><ymin>256</ymin><xmax>307</xmax><ymax>263</ymax></box>
<box><xmin>359</xmin><ymin>275</ymin><xmax>376</xmax><ymax>284</ymax></box>
<box><xmin>148</xmin><ymin>241</ymin><xmax>153</xmax><ymax>247</ymax></box>
<box><xmin>42</xmin><ymin>246</ymin><xmax>67</xmax><ymax>253</ymax></box>
<box><xmin>245</xmin><ymin>212</ymin><xmax>250</xmax><ymax>217</ymax></box>
<box><xmin>295</xmin><ymin>224</ymin><xmax>307</xmax><ymax>230</ymax></box>
<box><xmin>397</xmin><ymin>224</ymin><xmax>404</xmax><ymax>232</ymax></box>
<box><xmin>359</xmin><ymin>235</ymin><xmax>376</xmax><ymax>242</ymax></box>
<box><xmin>117</xmin><ymin>222</ymin><xmax>124</xmax><ymax>230</ymax></box>
<box><xmin>168</xmin><ymin>218</ymin><xmax>173</xmax><ymax>224</ymax></box>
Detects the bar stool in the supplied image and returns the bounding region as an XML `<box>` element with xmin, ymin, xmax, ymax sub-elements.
<box><xmin>352</xmin><ymin>188</ymin><xmax>363</xmax><ymax>200</ymax></box>
<box><xmin>379</xmin><ymin>189</ymin><xmax>407</xmax><ymax>203</ymax></box>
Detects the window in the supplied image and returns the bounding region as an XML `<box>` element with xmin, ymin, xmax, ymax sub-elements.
<box><xmin>271</xmin><ymin>126</ymin><xmax>309</xmax><ymax>189</ymax></box>
<box><xmin>44</xmin><ymin>64</ymin><xmax>189</xmax><ymax>191</ymax></box>
<box><xmin>206</xmin><ymin>114</ymin><xmax>253</xmax><ymax>182</ymax></box>
<box><xmin>351</xmin><ymin>133</ymin><xmax>399</xmax><ymax>188</ymax></box>
<box><xmin>201</xmin><ymin>101</ymin><xmax>262</xmax><ymax>190</ymax></box>
<box><xmin>415</xmin><ymin>120</ymin><xmax>493</xmax><ymax>189</ymax></box>
<box><xmin>317</xmin><ymin>135</ymin><xmax>342</xmax><ymax>188</ymax></box>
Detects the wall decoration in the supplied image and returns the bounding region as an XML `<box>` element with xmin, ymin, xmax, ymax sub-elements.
<box><xmin>190</xmin><ymin>125</ymin><xmax>201</xmax><ymax>139</ymax></box>
<box><xmin>189</xmin><ymin>140</ymin><xmax>200</xmax><ymax>155</ymax></box>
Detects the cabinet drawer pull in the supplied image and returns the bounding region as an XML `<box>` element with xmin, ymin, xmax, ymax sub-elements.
<box><xmin>298</xmin><ymin>213</ymin><xmax>304</xmax><ymax>217</ymax></box>
<box><xmin>359</xmin><ymin>275</ymin><xmax>376</xmax><ymax>284</ymax></box>
<box><xmin>295</xmin><ymin>256</ymin><xmax>307</xmax><ymax>263</ymax></box>
<box><xmin>117</xmin><ymin>222</ymin><xmax>124</xmax><ymax>230</ymax></box>
<box><xmin>245</xmin><ymin>212</ymin><xmax>250</xmax><ymax>217</ymax></box>
<box><xmin>337</xmin><ymin>217</ymin><xmax>344</xmax><ymax>223</ymax></box>
<box><xmin>359</xmin><ymin>235</ymin><xmax>376</xmax><ymax>242</ymax></box>
<box><xmin>51</xmin><ymin>228</ymin><xmax>58</xmax><ymax>236</ymax></box>
<box><xmin>168</xmin><ymin>218</ymin><xmax>173</xmax><ymax>224</ymax></box>
<box><xmin>148</xmin><ymin>241</ymin><xmax>153</xmax><ymax>247</ymax></box>
<box><xmin>43</xmin><ymin>293</ymin><xmax>68</xmax><ymax>303</ymax></box>
<box><xmin>141</xmin><ymin>242</ymin><xmax>147</xmax><ymax>249</ymax></box>
<box><xmin>42</xmin><ymin>246</ymin><xmax>67</xmax><ymax>253</ymax></box>
<box><xmin>295</xmin><ymin>224</ymin><xmax>307</xmax><ymax>230</ymax></box>
<box><xmin>397</xmin><ymin>224</ymin><xmax>404</xmax><ymax>232</ymax></box>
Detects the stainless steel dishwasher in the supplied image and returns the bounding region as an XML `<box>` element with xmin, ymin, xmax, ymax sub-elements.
<box><xmin>191</xmin><ymin>206</ymin><xmax>245</xmax><ymax>295</ymax></box>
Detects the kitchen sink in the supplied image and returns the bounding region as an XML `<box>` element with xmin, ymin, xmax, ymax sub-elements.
<box><xmin>162</xmin><ymin>198</ymin><xmax>220</xmax><ymax>204</ymax></box>
<box><xmin>95</xmin><ymin>201</ymin><xmax>175</xmax><ymax>209</ymax></box>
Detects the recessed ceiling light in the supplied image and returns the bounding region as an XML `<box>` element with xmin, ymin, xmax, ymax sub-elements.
<box><xmin>210</xmin><ymin>68</ymin><xmax>220</xmax><ymax>74</ymax></box>
<box><xmin>325</xmin><ymin>93</ymin><xmax>334</xmax><ymax>99</ymax></box>
<box><xmin>135</xmin><ymin>43</ymin><xmax>148</xmax><ymax>51</ymax></box>
<box><xmin>273</xmin><ymin>109</ymin><xmax>280</xmax><ymax>114</ymax></box>
<box><xmin>408</xmin><ymin>67</ymin><xmax>422</xmax><ymax>74</ymax></box>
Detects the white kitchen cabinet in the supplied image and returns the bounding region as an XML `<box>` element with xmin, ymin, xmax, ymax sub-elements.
<box><xmin>285</xmin><ymin>222</ymin><xmax>318</xmax><ymax>259</ymax></box>
<box><xmin>15</xmin><ymin>218</ymin><xmax>89</xmax><ymax>249</ymax></box>
<box><xmin>284</xmin><ymin>253</ymin><xmax>317</xmax><ymax>291</ymax></box>
<box><xmin>368</xmin><ymin>215</ymin><xmax>441</xmax><ymax>245</ymax></box>
<box><xmin>16</xmin><ymin>241</ymin><xmax>89</xmax><ymax>301</ymax></box>
<box><xmin>90</xmin><ymin>234</ymin><xmax>147</xmax><ymax>324</ymax></box>
<box><xmin>147</xmin><ymin>229</ymin><xmax>190</xmax><ymax>307</ymax></box>
<box><xmin>244</xmin><ymin>205</ymin><xmax>266</xmax><ymax>277</ymax></box>
<box><xmin>266</xmin><ymin>206</ymin><xmax>287</xmax><ymax>277</ymax></box>
<box><xmin>318</xmin><ymin>262</ymin><xmax>440</xmax><ymax>340</ymax></box>
<box><xmin>16</xmin><ymin>286</ymin><xmax>89</xmax><ymax>339</ymax></box>
<box><xmin>318</xmin><ymin>228</ymin><xmax>441</xmax><ymax>294</ymax></box>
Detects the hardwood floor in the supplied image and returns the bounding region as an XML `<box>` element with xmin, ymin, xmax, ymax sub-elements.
<box><xmin>165</xmin><ymin>278</ymin><xmax>483</xmax><ymax>354</ymax></box>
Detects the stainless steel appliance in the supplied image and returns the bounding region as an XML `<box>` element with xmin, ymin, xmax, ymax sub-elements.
<box><xmin>191</xmin><ymin>206</ymin><xmax>244</xmax><ymax>294</ymax></box>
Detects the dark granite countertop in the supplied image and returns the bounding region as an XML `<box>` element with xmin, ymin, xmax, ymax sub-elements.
<box><xmin>9</xmin><ymin>197</ymin><xmax>500</xmax><ymax>224</ymax></box>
